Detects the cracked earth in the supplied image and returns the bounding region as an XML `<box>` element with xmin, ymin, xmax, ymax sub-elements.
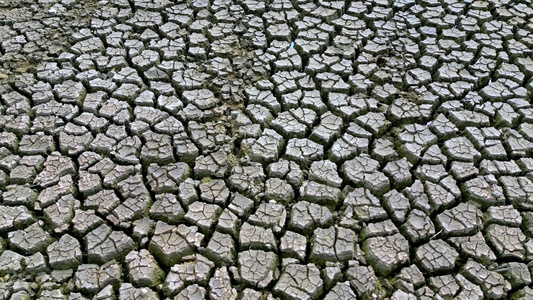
<box><xmin>1</xmin><ymin>0</ymin><xmax>533</xmax><ymax>299</ymax></box>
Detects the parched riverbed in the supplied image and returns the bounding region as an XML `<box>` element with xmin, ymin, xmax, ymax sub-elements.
<box><xmin>1</xmin><ymin>0</ymin><xmax>533</xmax><ymax>299</ymax></box>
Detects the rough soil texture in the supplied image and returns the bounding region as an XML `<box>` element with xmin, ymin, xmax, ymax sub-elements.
<box><xmin>1</xmin><ymin>0</ymin><xmax>533</xmax><ymax>299</ymax></box>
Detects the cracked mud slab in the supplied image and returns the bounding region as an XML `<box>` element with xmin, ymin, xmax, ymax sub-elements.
<box><xmin>1</xmin><ymin>0</ymin><xmax>533</xmax><ymax>299</ymax></box>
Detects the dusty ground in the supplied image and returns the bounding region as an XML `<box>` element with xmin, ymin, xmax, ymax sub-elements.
<box><xmin>1</xmin><ymin>0</ymin><xmax>533</xmax><ymax>299</ymax></box>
